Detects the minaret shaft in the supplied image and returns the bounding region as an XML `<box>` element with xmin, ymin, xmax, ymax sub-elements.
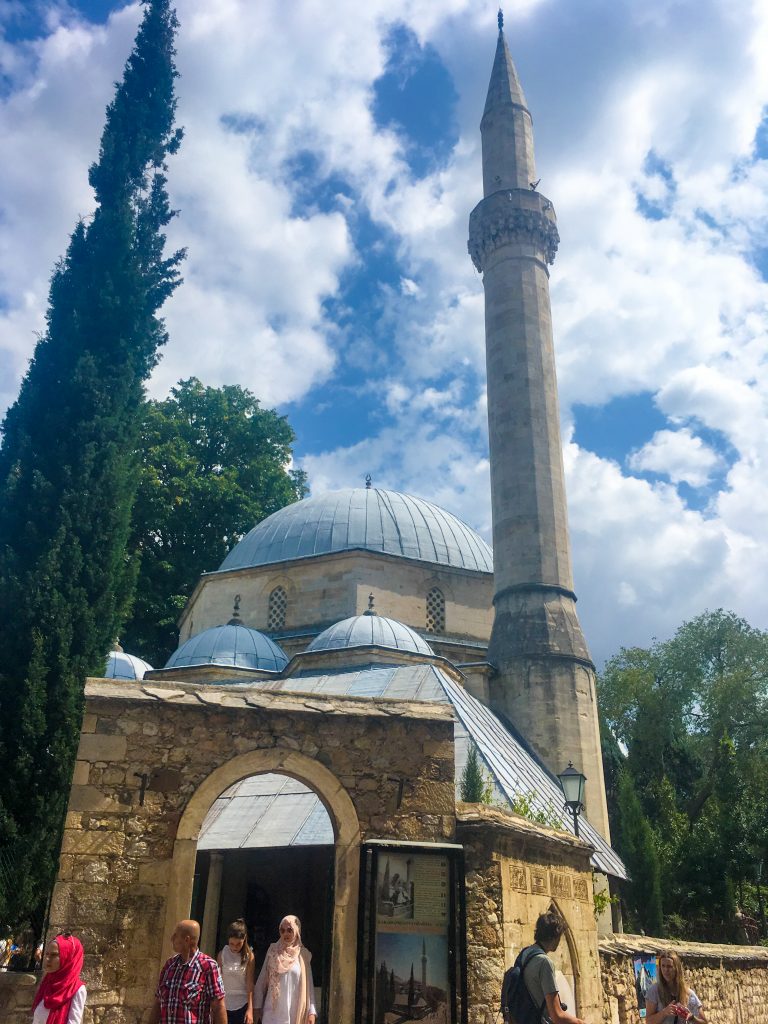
<box><xmin>469</xmin><ymin>28</ymin><xmax>610</xmax><ymax>840</ymax></box>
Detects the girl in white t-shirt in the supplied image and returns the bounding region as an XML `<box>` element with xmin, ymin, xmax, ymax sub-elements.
<box><xmin>646</xmin><ymin>952</ymin><xmax>708</xmax><ymax>1024</ymax></box>
<box><xmin>218</xmin><ymin>918</ymin><xmax>255</xmax><ymax>1024</ymax></box>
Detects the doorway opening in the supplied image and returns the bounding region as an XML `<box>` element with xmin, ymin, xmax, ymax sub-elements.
<box><xmin>191</xmin><ymin>773</ymin><xmax>335</xmax><ymax>1021</ymax></box>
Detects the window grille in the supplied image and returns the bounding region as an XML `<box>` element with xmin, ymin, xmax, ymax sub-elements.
<box><xmin>426</xmin><ymin>587</ymin><xmax>445</xmax><ymax>634</ymax></box>
<box><xmin>267</xmin><ymin>586</ymin><xmax>287</xmax><ymax>631</ymax></box>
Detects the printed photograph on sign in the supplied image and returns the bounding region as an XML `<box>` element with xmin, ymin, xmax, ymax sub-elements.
<box><xmin>634</xmin><ymin>956</ymin><xmax>657</xmax><ymax>1017</ymax></box>
<box><xmin>374</xmin><ymin>932</ymin><xmax>449</xmax><ymax>1024</ymax></box>
<box><xmin>377</xmin><ymin>853</ymin><xmax>450</xmax><ymax>930</ymax></box>
<box><xmin>378</xmin><ymin>853</ymin><xmax>416</xmax><ymax>920</ymax></box>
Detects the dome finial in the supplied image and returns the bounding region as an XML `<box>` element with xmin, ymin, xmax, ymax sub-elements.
<box><xmin>228</xmin><ymin>593</ymin><xmax>242</xmax><ymax>625</ymax></box>
<box><xmin>498</xmin><ymin>7</ymin><xmax>504</xmax><ymax>32</ymax></box>
<box><xmin>365</xmin><ymin>473</ymin><xmax>372</xmax><ymax>489</ymax></box>
<box><xmin>365</xmin><ymin>592</ymin><xmax>377</xmax><ymax>616</ymax></box>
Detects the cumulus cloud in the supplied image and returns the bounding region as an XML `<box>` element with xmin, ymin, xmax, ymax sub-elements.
<box><xmin>628</xmin><ymin>428</ymin><xmax>725</xmax><ymax>487</ymax></box>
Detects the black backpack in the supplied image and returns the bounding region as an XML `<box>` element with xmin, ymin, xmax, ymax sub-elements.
<box><xmin>500</xmin><ymin>945</ymin><xmax>547</xmax><ymax>1024</ymax></box>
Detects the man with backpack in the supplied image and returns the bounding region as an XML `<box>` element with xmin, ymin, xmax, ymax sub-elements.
<box><xmin>501</xmin><ymin>912</ymin><xmax>589</xmax><ymax>1024</ymax></box>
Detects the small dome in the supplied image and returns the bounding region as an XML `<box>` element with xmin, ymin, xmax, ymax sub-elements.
<box><xmin>218</xmin><ymin>487</ymin><xmax>493</xmax><ymax>573</ymax></box>
<box><xmin>308</xmin><ymin>614</ymin><xmax>434</xmax><ymax>657</ymax></box>
<box><xmin>165</xmin><ymin>623</ymin><xmax>288</xmax><ymax>673</ymax></box>
<box><xmin>105</xmin><ymin>650</ymin><xmax>153</xmax><ymax>681</ymax></box>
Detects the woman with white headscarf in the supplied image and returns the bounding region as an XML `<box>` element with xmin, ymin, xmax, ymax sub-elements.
<box><xmin>253</xmin><ymin>916</ymin><xmax>316</xmax><ymax>1024</ymax></box>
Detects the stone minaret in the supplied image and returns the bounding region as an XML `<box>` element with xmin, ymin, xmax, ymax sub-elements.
<box><xmin>468</xmin><ymin>13</ymin><xmax>610</xmax><ymax>839</ymax></box>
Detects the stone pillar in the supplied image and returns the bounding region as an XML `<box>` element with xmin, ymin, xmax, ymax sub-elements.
<box><xmin>201</xmin><ymin>852</ymin><xmax>224</xmax><ymax>956</ymax></box>
<box><xmin>469</xmin><ymin>26</ymin><xmax>610</xmax><ymax>840</ymax></box>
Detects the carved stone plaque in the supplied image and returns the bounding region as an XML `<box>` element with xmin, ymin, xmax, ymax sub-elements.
<box><xmin>573</xmin><ymin>878</ymin><xmax>589</xmax><ymax>903</ymax></box>
<box><xmin>530</xmin><ymin>869</ymin><xmax>549</xmax><ymax>895</ymax></box>
<box><xmin>509</xmin><ymin>863</ymin><xmax>528</xmax><ymax>892</ymax></box>
<box><xmin>550</xmin><ymin>872</ymin><xmax>572</xmax><ymax>899</ymax></box>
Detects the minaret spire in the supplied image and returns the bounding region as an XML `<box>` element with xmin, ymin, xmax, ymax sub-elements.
<box><xmin>481</xmin><ymin>16</ymin><xmax>535</xmax><ymax>194</ymax></box>
<box><xmin>468</xmin><ymin>26</ymin><xmax>610</xmax><ymax>840</ymax></box>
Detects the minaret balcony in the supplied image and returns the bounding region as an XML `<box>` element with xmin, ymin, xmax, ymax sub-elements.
<box><xmin>468</xmin><ymin>187</ymin><xmax>559</xmax><ymax>272</ymax></box>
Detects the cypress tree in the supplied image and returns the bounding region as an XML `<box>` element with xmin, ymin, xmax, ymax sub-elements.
<box><xmin>0</xmin><ymin>0</ymin><xmax>183</xmax><ymax>929</ymax></box>
<box><xmin>459</xmin><ymin>742</ymin><xmax>488</xmax><ymax>802</ymax></box>
<box><xmin>615</xmin><ymin>769</ymin><xmax>663</xmax><ymax>935</ymax></box>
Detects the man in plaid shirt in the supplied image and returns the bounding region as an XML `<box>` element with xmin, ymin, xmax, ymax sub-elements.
<box><xmin>148</xmin><ymin>919</ymin><xmax>227</xmax><ymax>1024</ymax></box>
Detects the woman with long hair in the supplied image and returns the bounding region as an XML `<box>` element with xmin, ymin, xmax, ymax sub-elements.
<box><xmin>217</xmin><ymin>919</ymin><xmax>255</xmax><ymax>1024</ymax></box>
<box><xmin>31</xmin><ymin>933</ymin><xmax>86</xmax><ymax>1024</ymax></box>
<box><xmin>253</xmin><ymin>915</ymin><xmax>316</xmax><ymax>1024</ymax></box>
<box><xmin>646</xmin><ymin>952</ymin><xmax>708</xmax><ymax>1024</ymax></box>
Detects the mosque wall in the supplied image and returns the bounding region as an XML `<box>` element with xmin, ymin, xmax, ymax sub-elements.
<box><xmin>600</xmin><ymin>938</ymin><xmax>768</xmax><ymax>1024</ymax></box>
<box><xmin>457</xmin><ymin>805</ymin><xmax>603</xmax><ymax>1024</ymax></box>
<box><xmin>178</xmin><ymin>550</ymin><xmax>493</xmax><ymax>655</ymax></box>
<box><xmin>38</xmin><ymin>679</ymin><xmax>455</xmax><ymax>1024</ymax></box>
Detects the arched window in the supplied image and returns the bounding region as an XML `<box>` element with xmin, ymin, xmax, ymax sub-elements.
<box><xmin>426</xmin><ymin>587</ymin><xmax>445</xmax><ymax>634</ymax></box>
<box><xmin>267</xmin><ymin>586</ymin><xmax>288</xmax><ymax>631</ymax></box>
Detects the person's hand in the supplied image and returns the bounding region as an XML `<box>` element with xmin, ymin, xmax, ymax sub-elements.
<box><xmin>307</xmin><ymin>1015</ymin><xmax>316</xmax><ymax>1024</ymax></box>
<box><xmin>245</xmin><ymin>1011</ymin><xmax>253</xmax><ymax>1024</ymax></box>
<box><xmin>663</xmin><ymin>1003</ymin><xmax>679</xmax><ymax>1018</ymax></box>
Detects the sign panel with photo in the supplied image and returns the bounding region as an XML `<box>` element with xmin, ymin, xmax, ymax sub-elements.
<box><xmin>633</xmin><ymin>956</ymin><xmax>658</xmax><ymax>1018</ymax></box>
<box><xmin>357</xmin><ymin>843</ymin><xmax>466</xmax><ymax>1024</ymax></box>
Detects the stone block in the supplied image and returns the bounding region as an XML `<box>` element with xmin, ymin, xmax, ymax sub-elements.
<box><xmin>77</xmin><ymin>733</ymin><xmax>128</xmax><ymax>762</ymax></box>
<box><xmin>60</xmin><ymin>830</ymin><xmax>126</xmax><ymax>856</ymax></box>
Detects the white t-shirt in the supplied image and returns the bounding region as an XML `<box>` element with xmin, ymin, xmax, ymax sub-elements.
<box><xmin>646</xmin><ymin>983</ymin><xmax>703</xmax><ymax>1024</ymax></box>
<box><xmin>219</xmin><ymin>945</ymin><xmax>250</xmax><ymax>1011</ymax></box>
<box><xmin>32</xmin><ymin>984</ymin><xmax>87</xmax><ymax>1024</ymax></box>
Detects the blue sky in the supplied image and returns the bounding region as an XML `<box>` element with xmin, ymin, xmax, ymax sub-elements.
<box><xmin>1</xmin><ymin>0</ymin><xmax>768</xmax><ymax>664</ymax></box>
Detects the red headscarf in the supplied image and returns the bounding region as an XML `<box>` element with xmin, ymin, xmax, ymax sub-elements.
<box><xmin>31</xmin><ymin>934</ymin><xmax>85</xmax><ymax>1024</ymax></box>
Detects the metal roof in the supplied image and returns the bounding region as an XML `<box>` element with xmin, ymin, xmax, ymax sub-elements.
<box><xmin>198</xmin><ymin>774</ymin><xmax>333</xmax><ymax>850</ymax></box>
<box><xmin>218</xmin><ymin>488</ymin><xmax>493</xmax><ymax>573</ymax></box>
<box><xmin>307</xmin><ymin>614</ymin><xmax>434</xmax><ymax>657</ymax></box>
<box><xmin>164</xmin><ymin>623</ymin><xmax>288</xmax><ymax>673</ymax></box>
<box><xmin>105</xmin><ymin>650</ymin><xmax>153</xmax><ymax>681</ymax></box>
<box><xmin>195</xmin><ymin>662</ymin><xmax>626</xmax><ymax>878</ymax></box>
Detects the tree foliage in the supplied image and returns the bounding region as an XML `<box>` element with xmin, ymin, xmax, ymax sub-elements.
<box><xmin>599</xmin><ymin>609</ymin><xmax>768</xmax><ymax>940</ymax></box>
<box><xmin>122</xmin><ymin>378</ymin><xmax>307</xmax><ymax>666</ymax></box>
<box><xmin>459</xmin><ymin>742</ymin><xmax>491</xmax><ymax>803</ymax></box>
<box><xmin>0</xmin><ymin>0</ymin><xmax>183</xmax><ymax>929</ymax></box>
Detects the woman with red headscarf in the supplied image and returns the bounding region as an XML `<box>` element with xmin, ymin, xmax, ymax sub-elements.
<box><xmin>31</xmin><ymin>933</ymin><xmax>86</xmax><ymax>1024</ymax></box>
<box><xmin>253</xmin><ymin>916</ymin><xmax>315</xmax><ymax>1024</ymax></box>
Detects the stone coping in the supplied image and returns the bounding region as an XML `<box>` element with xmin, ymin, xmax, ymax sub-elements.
<box><xmin>600</xmin><ymin>934</ymin><xmax>768</xmax><ymax>962</ymax></box>
<box><xmin>0</xmin><ymin>970</ymin><xmax>37</xmax><ymax>987</ymax></box>
<box><xmin>456</xmin><ymin>801</ymin><xmax>594</xmax><ymax>854</ymax></box>
<box><xmin>84</xmin><ymin>677</ymin><xmax>455</xmax><ymax>721</ymax></box>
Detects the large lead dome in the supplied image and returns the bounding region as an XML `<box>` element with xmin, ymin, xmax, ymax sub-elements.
<box><xmin>219</xmin><ymin>487</ymin><xmax>493</xmax><ymax>573</ymax></box>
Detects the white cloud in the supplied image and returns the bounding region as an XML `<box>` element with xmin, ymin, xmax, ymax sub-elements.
<box><xmin>628</xmin><ymin>428</ymin><xmax>725</xmax><ymax>487</ymax></box>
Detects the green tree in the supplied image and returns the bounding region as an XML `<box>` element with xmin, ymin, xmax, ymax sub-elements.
<box><xmin>459</xmin><ymin>742</ymin><xmax>492</xmax><ymax>803</ymax></box>
<box><xmin>122</xmin><ymin>378</ymin><xmax>307</xmax><ymax>666</ymax></box>
<box><xmin>599</xmin><ymin>610</ymin><xmax>768</xmax><ymax>940</ymax></box>
<box><xmin>0</xmin><ymin>0</ymin><xmax>183</xmax><ymax>930</ymax></box>
<box><xmin>615</xmin><ymin>769</ymin><xmax>663</xmax><ymax>934</ymax></box>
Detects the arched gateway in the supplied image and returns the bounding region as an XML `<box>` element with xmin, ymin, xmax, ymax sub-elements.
<box><xmin>165</xmin><ymin>749</ymin><xmax>361</xmax><ymax>1024</ymax></box>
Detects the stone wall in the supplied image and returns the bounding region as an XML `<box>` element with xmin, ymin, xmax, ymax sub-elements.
<box><xmin>178</xmin><ymin>548</ymin><xmax>493</xmax><ymax>652</ymax></box>
<box><xmin>0</xmin><ymin>971</ymin><xmax>36</xmax><ymax>1021</ymax></box>
<box><xmin>8</xmin><ymin>678</ymin><xmax>456</xmax><ymax>1024</ymax></box>
<box><xmin>457</xmin><ymin>804</ymin><xmax>603</xmax><ymax>1024</ymax></box>
<box><xmin>600</xmin><ymin>936</ymin><xmax>768</xmax><ymax>1024</ymax></box>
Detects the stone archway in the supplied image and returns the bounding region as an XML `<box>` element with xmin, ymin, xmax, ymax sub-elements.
<box><xmin>548</xmin><ymin>898</ymin><xmax>582</xmax><ymax>1014</ymax></box>
<box><xmin>164</xmin><ymin>748</ymin><xmax>362</xmax><ymax>1024</ymax></box>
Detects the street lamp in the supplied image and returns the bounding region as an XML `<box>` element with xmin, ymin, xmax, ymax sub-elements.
<box><xmin>557</xmin><ymin>761</ymin><xmax>586</xmax><ymax>837</ymax></box>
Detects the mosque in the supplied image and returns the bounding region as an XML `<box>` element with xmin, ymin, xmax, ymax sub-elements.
<box><xmin>41</xmin><ymin>16</ymin><xmax>630</xmax><ymax>1024</ymax></box>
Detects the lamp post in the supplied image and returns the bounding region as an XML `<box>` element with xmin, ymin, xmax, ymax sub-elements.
<box><xmin>557</xmin><ymin>761</ymin><xmax>586</xmax><ymax>837</ymax></box>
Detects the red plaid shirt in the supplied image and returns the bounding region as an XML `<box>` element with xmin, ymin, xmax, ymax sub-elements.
<box><xmin>156</xmin><ymin>949</ymin><xmax>225</xmax><ymax>1024</ymax></box>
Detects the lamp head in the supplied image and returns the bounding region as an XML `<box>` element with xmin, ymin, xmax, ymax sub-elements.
<box><xmin>557</xmin><ymin>761</ymin><xmax>586</xmax><ymax>811</ymax></box>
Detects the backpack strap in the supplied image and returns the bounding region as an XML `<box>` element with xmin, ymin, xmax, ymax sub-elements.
<box><xmin>520</xmin><ymin>946</ymin><xmax>548</xmax><ymax>1023</ymax></box>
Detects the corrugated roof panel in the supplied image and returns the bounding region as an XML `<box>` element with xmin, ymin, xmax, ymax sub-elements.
<box><xmin>198</xmin><ymin>795</ymin><xmax>273</xmax><ymax>850</ymax></box>
<box><xmin>440</xmin><ymin>674</ymin><xmax>627</xmax><ymax>879</ymax></box>
<box><xmin>293</xmin><ymin>801</ymin><xmax>335</xmax><ymax>845</ymax></box>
